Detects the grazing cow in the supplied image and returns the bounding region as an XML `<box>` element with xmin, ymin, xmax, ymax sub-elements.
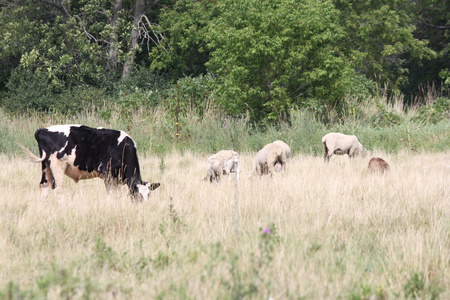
<box><xmin>204</xmin><ymin>150</ymin><xmax>239</xmax><ymax>183</ymax></box>
<box><xmin>322</xmin><ymin>132</ymin><xmax>364</xmax><ymax>162</ymax></box>
<box><xmin>367</xmin><ymin>157</ymin><xmax>390</xmax><ymax>174</ymax></box>
<box><xmin>21</xmin><ymin>124</ymin><xmax>160</xmax><ymax>201</ymax></box>
<box><xmin>251</xmin><ymin>142</ymin><xmax>287</xmax><ymax>177</ymax></box>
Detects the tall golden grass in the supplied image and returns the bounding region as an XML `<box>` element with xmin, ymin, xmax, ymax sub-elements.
<box><xmin>1</xmin><ymin>150</ymin><xmax>449</xmax><ymax>299</ymax></box>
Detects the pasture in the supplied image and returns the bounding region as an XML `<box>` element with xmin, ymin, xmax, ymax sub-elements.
<box><xmin>1</xmin><ymin>150</ymin><xmax>449</xmax><ymax>299</ymax></box>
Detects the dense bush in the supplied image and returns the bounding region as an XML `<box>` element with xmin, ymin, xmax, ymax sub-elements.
<box><xmin>2</xmin><ymin>68</ymin><xmax>109</xmax><ymax>114</ymax></box>
<box><xmin>412</xmin><ymin>97</ymin><xmax>450</xmax><ymax>124</ymax></box>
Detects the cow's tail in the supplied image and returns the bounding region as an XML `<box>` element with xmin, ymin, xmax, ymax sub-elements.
<box><xmin>16</xmin><ymin>142</ymin><xmax>46</xmax><ymax>163</ymax></box>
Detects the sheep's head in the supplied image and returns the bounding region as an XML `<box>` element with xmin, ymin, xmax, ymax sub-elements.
<box><xmin>274</xmin><ymin>162</ymin><xmax>282</xmax><ymax>172</ymax></box>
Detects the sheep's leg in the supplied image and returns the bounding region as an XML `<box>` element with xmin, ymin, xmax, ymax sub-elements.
<box><xmin>268</xmin><ymin>163</ymin><xmax>276</xmax><ymax>177</ymax></box>
<box><xmin>323</xmin><ymin>142</ymin><xmax>330</xmax><ymax>162</ymax></box>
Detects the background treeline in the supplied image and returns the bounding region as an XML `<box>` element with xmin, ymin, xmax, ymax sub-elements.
<box><xmin>0</xmin><ymin>0</ymin><xmax>448</xmax><ymax>121</ymax></box>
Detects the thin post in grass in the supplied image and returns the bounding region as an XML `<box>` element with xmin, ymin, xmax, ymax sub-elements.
<box><xmin>233</xmin><ymin>153</ymin><xmax>240</xmax><ymax>234</ymax></box>
<box><xmin>176</xmin><ymin>105</ymin><xmax>179</xmax><ymax>140</ymax></box>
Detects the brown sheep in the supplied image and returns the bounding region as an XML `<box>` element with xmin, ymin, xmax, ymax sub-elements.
<box><xmin>367</xmin><ymin>157</ymin><xmax>390</xmax><ymax>174</ymax></box>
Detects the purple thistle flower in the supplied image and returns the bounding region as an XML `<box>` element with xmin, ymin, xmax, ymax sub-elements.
<box><xmin>263</xmin><ymin>228</ymin><xmax>271</xmax><ymax>234</ymax></box>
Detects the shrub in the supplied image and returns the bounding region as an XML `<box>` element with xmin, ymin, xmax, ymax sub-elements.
<box><xmin>412</xmin><ymin>97</ymin><xmax>450</xmax><ymax>124</ymax></box>
<box><xmin>165</xmin><ymin>73</ymin><xmax>217</xmax><ymax>117</ymax></box>
<box><xmin>3</xmin><ymin>68</ymin><xmax>53</xmax><ymax>112</ymax></box>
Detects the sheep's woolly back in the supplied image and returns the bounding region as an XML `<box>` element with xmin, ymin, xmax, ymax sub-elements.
<box><xmin>252</xmin><ymin>142</ymin><xmax>286</xmax><ymax>177</ymax></box>
<box><xmin>322</xmin><ymin>132</ymin><xmax>363</xmax><ymax>161</ymax></box>
<box><xmin>322</xmin><ymin>132</ymin><xmax>359</xmax><ymax>144</ymax></box>
<box><xmin>204</xmin><ymin>150</ymin><xmax>239</xmax><ymax>182</ymax></box>
<box><xmin>207</xmin><ymin>150</ymin><xmax>239</xmax><ymax>170</ymax></box>
<box><xmin>273</xmin><ymin>140</ymin><xmax>291</xmax><ymax>159</ymax></box>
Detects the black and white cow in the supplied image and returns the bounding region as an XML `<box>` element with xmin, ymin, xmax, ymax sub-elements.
<box><xmin>22</xmin><ymin>124</ymin><xmax>160</xmax><ymax>201</ymax></box>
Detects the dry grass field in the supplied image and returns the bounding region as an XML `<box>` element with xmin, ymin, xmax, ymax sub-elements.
<box><xmin>1</xmin><ymin>150</ymin><xmax>449</xmax><ymax>299</ymax></box>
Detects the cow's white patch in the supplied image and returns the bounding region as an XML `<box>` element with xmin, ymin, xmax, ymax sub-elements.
<box><xmin>137</xmin><ymin>183</ymin><xmax>150</xmax><ymax>202</ymax></box>
<box><xmin>57</xmin><ymin>141</ymin><xmax>68</xmax><ymax>153</ymax></box>
<box><xmin>118</xmin><ymin>131</ymin><xmax>136</xmax><ymax>148</ymax></box>
<box><xmin>47</xmin><ymin>124</ymin><xmax>81</xmax><ymax>136</ymax></box>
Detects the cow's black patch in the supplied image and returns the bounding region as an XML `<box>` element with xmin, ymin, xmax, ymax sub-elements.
<box><xmin>34</xmin><ymin>125</ymin><xmax>150</xmax><ymax>196</ymax></box>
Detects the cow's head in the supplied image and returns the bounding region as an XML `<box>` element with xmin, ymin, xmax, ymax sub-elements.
<box><xmin>135</xmin><ymin>182</ymin><xmax>161</xmax><ymax>202</ymax></box>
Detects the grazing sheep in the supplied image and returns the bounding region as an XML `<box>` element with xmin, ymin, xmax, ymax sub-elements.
<box><xmin>251</xmin><ymin>142</ymin><xmax>287</xmax><ymax>177</ymax></box>
<box><xmin>368</xmin><ymin>157</ymin><xmax>390</xmax><ymax>174</ymax></box>
<box><xmin>322</xmin><ymin>132</ymin><xmax>364</xmax><ymax>162</ymax></box>
<box><xmin>204</xmin><ymin>150</ymin><xmax>239</xmax><ymax>183</ymax></box>
<box><xmin>273</xmin><ymin>140</ymin><xmax>291</xmax><ymax>160</ymax></box>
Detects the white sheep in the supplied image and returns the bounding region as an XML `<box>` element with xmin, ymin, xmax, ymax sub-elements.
<box><xmin>251</xmin><ymin>142</ymin><xmax>287</xmax><ymax>177</ymax></box>
<box><xmin>273</xmin><ymin>140</ymin><xmax>291</xmax><ymax>160</ymax></box>
<box><xmin>322</xmin><ymin>132</ymin><xmax>364</xmax><ymax>162</ymax></box>
<box><xmin>204</xmin><ymin>150</ymin><xmax>239</xmax><ymax>183</ymax></box>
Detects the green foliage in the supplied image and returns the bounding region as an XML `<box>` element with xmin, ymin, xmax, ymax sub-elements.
<box><xmin>166</xmin><ymin>73</ymin><xmax>217</xmax><ymax>117</ymax></box>
<box><xmin>0</xmin><ymin>0</ymin><xmax>447</xmax><ymax>122</ymax></box>
<box><xmin>403</xmin><ymin>0</ymin><xmax>450</xmax><ymax>96</ymax></box>
<box><xmin>206</xmin><ymin>0</ymin><xmax>352</xmax><ymax>122</ymax></box>
<box><xmin>368</xmin><ymin>101</ymin><xmax>404</xmax><ymax>127</ymax></box>
<box><xmin>402</xmin><ymin>272</ymin><xmax>443</xmax><ymax>299</ymax></box>
<box><xmin>149</xmin><ymin>0</ymin><xmax>217</xmax><ymax>78</ymax></box>
<box><xmin>333</xmin><ymin>0</ymin><xmax>436</xmax><ymax>91</ymax></box>
<box><xmin>36</xmin><ymin>264</ymin><xmax>93</xmax><ymax>299</ymax></box>
<box><xmin>0</xmin><ymin>1</ymin><xmax>109</xmax><ymax>90</ymax></box>
<box><xmin>2</xmin><ymin>68</ymin><xmax>52</xmax><ymax>112</ymax></box>
<box><xmin>412</xmin><ymin>97</ymin><xmax>450</xmax><ymax>124</ymax></box>
<box><xmin>2</xmin><ymin>68</ymin><xmax>108</xmax><ymax>113</ymax></box>
<box><xmin>182</xmin><ymin>113</ymin><xmax>252</xmax><ymax>153</ymax></box>
<box><xmin>94</xmin><ymin>237</ymin><xmax>119</xmax><ymax>270</ymax></box>
<box><xmin>0</xmin><ymin>281</ymin><xmax>35</xmax><ymax>300</ymax></box>
<box><xmin>116</xmin><ymin>67</ymin><xmax>173</xmax><ymax>107</ymax></box>
<box><xmin>347</xmin><ymin>283</ymin><xmax>386</xmax><ymax>300</ymax></box>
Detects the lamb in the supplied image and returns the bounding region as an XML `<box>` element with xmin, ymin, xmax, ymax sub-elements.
<box><xmin>273</xmin><ymin>140</ymin><xmax>291</xmax><ymax>160</ymax></box>
<box><xmin>251</xmin><ymin>142</ymin><xmax>287</xmax><ymax>177</ymax></box>
<box><xmin>204</xmin><ymin>150</ymin><xmax>239</xmax><ymax>183</ymax></box>
<box><xmin>322</xmin><ymin>132</ymin><xmax>364</xmax><ymax>162</ymax></box>
<box><xmin>367</xmin><ymin>157</ymin><xmax>390</xmax><ymax>174</ymax></box>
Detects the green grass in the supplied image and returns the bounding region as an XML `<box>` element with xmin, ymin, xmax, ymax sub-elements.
<box><xmin>1</xmin><ymin>97</ymin><xmax>449</xmax><ymax>158</ymax></box>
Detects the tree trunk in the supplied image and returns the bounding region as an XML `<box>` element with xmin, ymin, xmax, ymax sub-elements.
<box><xmin>107</xmin><ymin>0</ymin><xmax>123</xmax><ymax>70</ymax></box>
<box><xmin>122</xmin><ymin>0</ymin><xmax>146</xmax><ymax>79</ymax></box>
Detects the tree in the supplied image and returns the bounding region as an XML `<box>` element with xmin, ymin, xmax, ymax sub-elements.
<box><xmin>107</xmin><ymin>0</ymin><xmax>124</xmax><ymax>70</ymax></box>
<box><xmin>149</xmin><ymin>0</ymin><xmax>216</xmax><ymax>79</ymax></box>
<box><xmin>403</xmin><ymin>0</ymin><xmax>450</xmax><ymax>97</ymax></box>
<box><xmin>210</xmin><ymin>0</ymin><xmax>354</xmax><ymax>121</ymax></box>
<box><xmin>0</xmin><ymin>0</ymin><xmax>112</xmax><ymax>91</ymax></box>
<box><xmin>332</xmin><ymin>0</ymin><xmax>436</xmax><ymax>93</ymax></box>
<box><xmin>122</xmin><ymin>0</ymin><xmax>162</xmax><ymax>79</ymax></box>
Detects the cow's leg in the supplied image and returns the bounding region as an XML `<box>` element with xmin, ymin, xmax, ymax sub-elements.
<box><xmin>39</xmin><ymin>162</ymin><xmax>52</xmax><ymax>201</ymax></box>
<box><xmin>48</xmin><ymin>155</ymin><xmax>67</xmax><ymax>202</ymax></box>
<box><xmin>104</xmin><ymin>175</ymin><xmax>119</xmax><ymax>194</ymax></box>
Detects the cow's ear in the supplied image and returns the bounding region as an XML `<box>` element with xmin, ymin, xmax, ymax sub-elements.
<box><xmin>148</xmin><ymin>182</ymin><xmax>160</xmax><ymax>190</ymax></box>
